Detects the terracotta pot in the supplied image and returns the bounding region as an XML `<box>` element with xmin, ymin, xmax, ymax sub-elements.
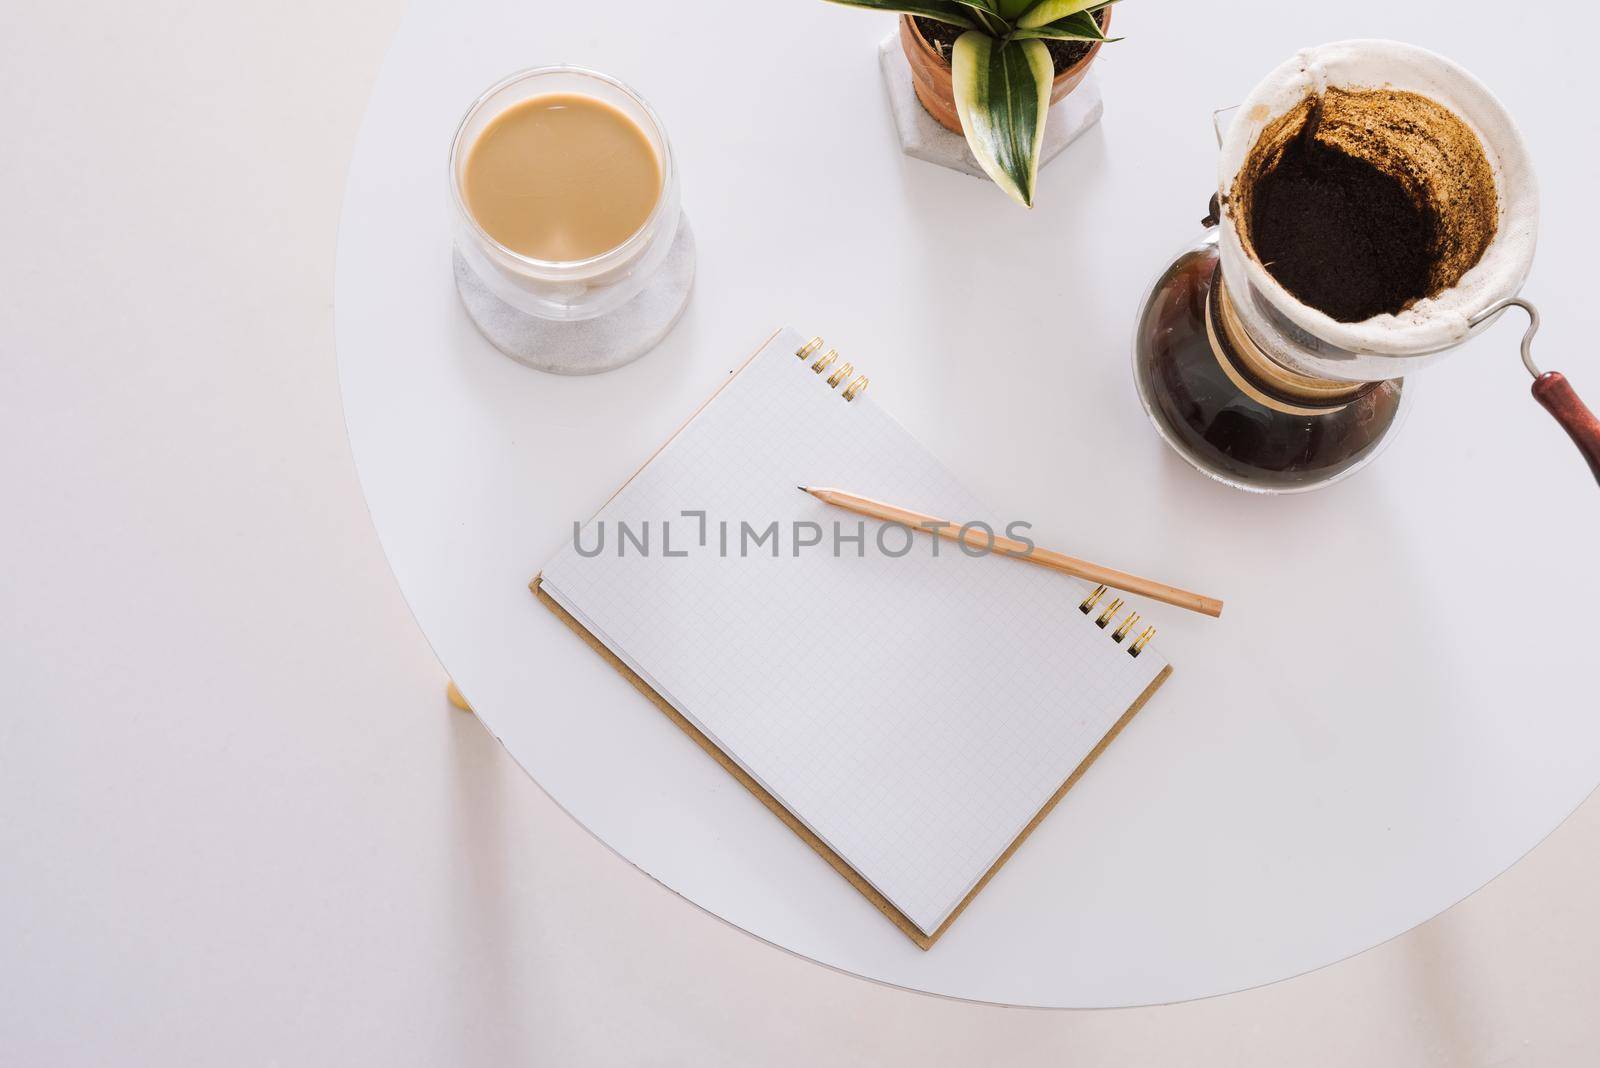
<box><xmin>899</xmin><ymin>12</ymin><xmax>1109</xmax><ymax>134</ymax></box>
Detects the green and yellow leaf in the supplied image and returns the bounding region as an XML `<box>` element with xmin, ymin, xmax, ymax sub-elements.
<box><xmin>1015</xmin><ymin>0</ymin><xmax>1116</xmax><ymax>29</ymax></box>
<box><xmin>1010</xmin><ymin>11</ymin><xmax>1111</xmax><ymax>41</ymax></box>
<box><xmin>951</xmin><ymin>32</ymin><xmax>1053</xmax><ymax>206</ymax></box>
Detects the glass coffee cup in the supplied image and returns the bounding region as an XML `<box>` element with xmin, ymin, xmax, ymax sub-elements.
<box><xmin>449</xmin><ymin>66</ymin><xmax>684</xmax><ymax>324</ymax></box>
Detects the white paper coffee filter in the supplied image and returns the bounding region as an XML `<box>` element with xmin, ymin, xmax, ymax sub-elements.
<box><xmin>1217</xmin><ymin>39</ymin><xmax>1539</xmax><ymax>365</ymax></box>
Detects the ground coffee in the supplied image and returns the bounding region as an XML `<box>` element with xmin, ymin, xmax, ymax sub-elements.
<box><xmin>1247</xmin><ymin>106</ymin><xmax>1433</xmax><ymax>322</ymax></box>
<box><xmin>1231</xmin><ymin>87</ymin><xmax>1499</xmax><ymax>324</ymax></box>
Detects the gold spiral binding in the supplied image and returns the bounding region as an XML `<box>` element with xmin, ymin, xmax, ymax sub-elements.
<box><xmin>802</xmin><ymin>335</ymin><xmax>871</xmax><ymax>401</ymax></box>
<box><xmin>1081</xmin><ymin>584</ymin><xmax>1159</xmax><ymax>655</ymax></box>
<box><xmin>1112</xmin><ymin>612</ymin><xmax>1140</xmax><ymax>643</ymax></box>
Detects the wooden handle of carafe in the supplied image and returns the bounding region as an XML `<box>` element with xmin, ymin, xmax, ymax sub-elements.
<box><xmin>1532</xmin><ymin>372</ymin><xmax>1600</xmax><ymax>485</ymax></box>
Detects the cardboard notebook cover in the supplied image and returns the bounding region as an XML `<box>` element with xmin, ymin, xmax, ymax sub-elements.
<box><xmin>529</xmin><ymin>328</ymin><xmax>1173</xmax><ymax>949</ymax></box>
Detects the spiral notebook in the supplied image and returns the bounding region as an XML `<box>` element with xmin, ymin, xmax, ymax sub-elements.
<box><xmin>534</xmin><ymin>327</ymin><xmax>1172</xmax><ymax>948</ymax></box>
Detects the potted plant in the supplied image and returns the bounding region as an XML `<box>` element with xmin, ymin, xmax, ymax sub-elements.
<box><xmin>823</xmin><ymin>0</ymin><xmax>1120</xmax><ymax>206</ymax></box>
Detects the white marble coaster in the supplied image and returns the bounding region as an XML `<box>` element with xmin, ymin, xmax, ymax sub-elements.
<box><xmin>878</xmin><ymin>34</ymin><xmax>1103</xmax><ymax>181</ymax></box>
<box><xmin>453</xmin><ymin>217</ymin><xmax>696</xmax><ymax>376</ymax></box>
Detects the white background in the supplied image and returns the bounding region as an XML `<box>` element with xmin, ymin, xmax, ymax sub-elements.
<box><xmin>5</xmin><ymin>0</ymin><xmax>1600</xmax><ymax>1062</ymax></box>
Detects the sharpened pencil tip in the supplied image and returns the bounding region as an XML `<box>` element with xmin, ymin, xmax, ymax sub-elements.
<box><xmin>796</xmin><ymin>485</ymin><xmax>808</xmax><ymax>493</ymax></box>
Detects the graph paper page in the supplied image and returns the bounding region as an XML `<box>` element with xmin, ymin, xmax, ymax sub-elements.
<box><xmin>541</xmin><ymin>328</ymin><xmax>1167</xmax><ymax>935</ymax></box>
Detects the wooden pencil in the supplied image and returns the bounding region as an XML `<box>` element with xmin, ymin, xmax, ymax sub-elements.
<box><xmin>799</xmin><ymin>486</ymin><xmax>1223</xmax><ymax>619</ymax></box>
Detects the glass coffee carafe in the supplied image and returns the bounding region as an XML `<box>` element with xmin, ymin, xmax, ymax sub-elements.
<box><xmin>1133</xmin><ymin>227</ymin><xmax>1410</xmax><ymax>494</ymax></box>
<box><xmin>1132</xmin><ymin>40</ymin><xmax>1542</xmax><ymax>494</ymax></box>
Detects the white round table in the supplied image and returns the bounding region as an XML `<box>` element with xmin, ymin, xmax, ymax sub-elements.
<box><xmin>336</xmin><ymin>0</ymin><xmax>1600</xmax><ymax>1007</ymax></box>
